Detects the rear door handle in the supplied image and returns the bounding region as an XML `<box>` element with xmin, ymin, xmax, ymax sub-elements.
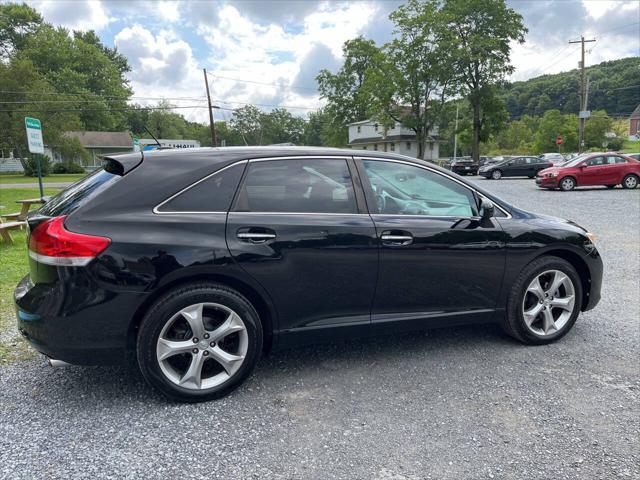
<box><xmin>381</xmin><ymin>230</ymin><xmax>413</xmax><ymax>246</ymax></box>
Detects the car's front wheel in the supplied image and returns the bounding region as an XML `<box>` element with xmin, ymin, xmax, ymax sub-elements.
<box><xmin>491</xmin><ymin>170</ymin><xmax>502</xmax><ymax>180</ymax></box>
<box><xmin>622</xmin><ymin>174</ymin><xmax>638</xmax><ymax>189</ymax></box>
<box><xmin>559</xmin><ymin>176</ymin><xmax>576</xmax><ymax>191</ymax></box>
<box><xmin>503</xmin><ymin>256</ymin><xmax>582</xmax><ymax>345</ymax></box>
<box><xmin>137</xmin><ymin>283</ymin><xmax>262</xmax><ymax>402</ymax></box>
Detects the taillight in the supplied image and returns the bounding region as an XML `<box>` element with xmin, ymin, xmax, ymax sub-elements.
<box><xmin>28</xmin><ymin>215</ymin><xmax>111</xmax><ymax>266</ymax></box>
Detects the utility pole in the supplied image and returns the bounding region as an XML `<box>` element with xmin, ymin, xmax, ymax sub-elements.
<box><xmin>203</xmin><ymin>68</ymin><xmax>217</xmax><ymax>147</ymax></box>
<box><xmin>453</xmin><ymin>104</ymin><xmax>459</xmax><ymax>162</ymax></box>
<box><xmin>569</xmin><ymin>36</ymin><xmax>595</xmax><ymax>153</ymax></box>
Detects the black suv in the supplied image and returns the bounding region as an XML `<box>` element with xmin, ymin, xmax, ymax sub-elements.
<box><xmin>15</xmin><ymin>147</ymin><xmax>602</xmax><ymax>402</ymax></box>
<box><xmin>479</xmin><ymin>156</ymin><xmax>552</xmax><ymax>179</ymax></box>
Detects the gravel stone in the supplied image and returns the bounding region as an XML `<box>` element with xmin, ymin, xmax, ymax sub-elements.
<box><xmin>1</xmin><ymin>177</ymin><xmax>638</xmax><ymax>479</ymax></box>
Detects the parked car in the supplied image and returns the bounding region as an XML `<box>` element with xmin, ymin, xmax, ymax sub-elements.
<box><xmin>539</xmin><ymin>153</ymin><xmax>566</xmax><ymax>165</ymax></box>
<box><xmin>625</xmin><ymin>152</ymin><xmax>640</xmax><ymax>161</ymax></box>
<box><xmin>536</xmin><ymin>152</ymin><xmax>640</xmax><ymax>191</ymax></box>
<box><xmin>479</xmin><ymin>156</ymin><xmax>552</xmax><ymax>179</ymax></box>
<box><xmin>450</xmin><ymin>157</ymin><xmax>479</xmax><ymax>175</ymax></box>
<box><xmin>16</xmin><ymin>147</ymin><xmax>602</xmax><ymax>402</ymax></box>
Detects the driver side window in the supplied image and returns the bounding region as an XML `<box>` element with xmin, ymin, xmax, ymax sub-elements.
<box><xmin>361</xmin><ymin>160</ymin><xmax>477</xmax><ymax>217</ymax></box>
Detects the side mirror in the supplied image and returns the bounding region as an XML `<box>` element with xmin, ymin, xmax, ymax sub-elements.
<box><xmin>578</xmin><ymin>163</ymin><xmax>586</xmax><ymax>169</ymax></box>
<box><xmin>480</xmin><ymin>198</ymin><xmax>495</xmax><ymax>222</ymax></box>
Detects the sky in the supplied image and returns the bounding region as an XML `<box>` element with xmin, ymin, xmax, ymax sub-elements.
<box><xmin>12</xmin><ymin>0</ymin><xmax>640</xmax><ymax>123</ymax></box>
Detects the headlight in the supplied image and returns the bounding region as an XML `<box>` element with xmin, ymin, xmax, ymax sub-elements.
<box><xmin>547</xmin><ymin>172</ymin><xmax>559</xmax><ymax>178</ymax></box>
<box><xmin>585</xmin><ymin>232</ymin><xmax>596</xmax><ymax>243</ymax></box>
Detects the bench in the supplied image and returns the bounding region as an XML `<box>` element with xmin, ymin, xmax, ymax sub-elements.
<box><xmin>0</xmin><ymin>221</ymin><xmax>26</xmax><ymax>244</ymax></box>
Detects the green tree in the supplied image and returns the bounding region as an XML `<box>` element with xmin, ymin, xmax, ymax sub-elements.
<box><xmin>262</xmin><ymin>108</ymin><xmax>306</xmax><ymax>144</ymax></box>
<box><xmin>317</xmin><ymin>37</ymin><xmax>381</xmax><ymax>146</ymax></box>
<box><xmin>230</xmin><ymin>105</ymin><xmax>264</xmax><ymax>145</ymax></box>
<box><xmin>364</xmin><ymin>0</ymin><xmax>454</xmax><ymax>159</ymax></box>
<box><xmin>584</xmin><ymin>110</ymin><xmax>613</xmax><ymax>149</ymax></box>
<box><xmin>442</xmin><ymin>0</ymin><xmax>527</xmax><ymax>162</ymax></box>
<box><xmin>534</xmin><ymin>110</ymin><xmax>578</xmax><ymax>153</ymax></box>
<box><xmin>0</xmin><ymin>2</ymin><xmax>42</xmax><ymax>60</ymax></box>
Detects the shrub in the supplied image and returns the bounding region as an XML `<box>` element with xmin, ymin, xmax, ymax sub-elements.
<box><xmin>20</xmin><ymin>155</ymin><xmax>51</xmax><ymax>177</ymax></box>
<box><xmin>52</xmin><ymin>161</ymin><xmax>84</xmax><ymax>174</ymax></box>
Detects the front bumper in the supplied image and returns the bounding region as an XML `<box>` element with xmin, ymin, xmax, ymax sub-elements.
<box><xmin>14</xmin><ymin>275</ymin><xmax>146</xmax><ymax>365</ymax></box>
<box><xmin>536</xmin><ymin>176</ymin><xmax>559</xmax><ymax>188</ymax></box>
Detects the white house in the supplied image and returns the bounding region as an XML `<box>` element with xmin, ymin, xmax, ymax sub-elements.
<box><xmin>347</xmin><ymin>119</ymin><xmax>439</xmax><ymax>160</ymax></box>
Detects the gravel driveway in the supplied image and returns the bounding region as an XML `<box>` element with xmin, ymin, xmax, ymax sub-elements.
<box><xmin>1</xmin><ymin>178</ymin><xmax>638</xmax><ymax>479</ymax></box>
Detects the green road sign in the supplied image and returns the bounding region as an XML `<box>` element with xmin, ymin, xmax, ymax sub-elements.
<box><xmin>25</xmin><ymin>116</ymin><xmax>44</xmax><ymax>154</ymax></box>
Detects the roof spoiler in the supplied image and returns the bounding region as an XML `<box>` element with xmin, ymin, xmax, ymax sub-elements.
<box><xmin>102</xmin><ymin>152</ymin><xmax>143</xmax><ymax>176</ymax></box>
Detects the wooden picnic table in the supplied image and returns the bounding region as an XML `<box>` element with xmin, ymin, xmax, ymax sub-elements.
<box><xmin>1</xmin><ymin>197</ymin><xmax>45</xmax><ymax>222</ymax></box>
<box><xmin>0</xmin><ymin>198</ymin><xmax>45</xmax><ymax>243</ymax></box>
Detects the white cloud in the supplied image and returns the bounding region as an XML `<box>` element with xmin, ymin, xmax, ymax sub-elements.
<box><xmin>29</xmin><ymin>0</ymin><xmax>111</xmax><ymax>31</ymax></box>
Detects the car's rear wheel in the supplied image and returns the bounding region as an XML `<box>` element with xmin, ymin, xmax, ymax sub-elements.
<box><xmin>137</xmin><ymin>283</ymin><xmax>262</xmax><ymax>402</ymax></box>
<box><xmin>491</xmin><ymin>170</ymin><xmax>502</xmax><ymax>180</ymax></box>
<box><xmin>622</xmin><ymin>174</ymin><xmax>638</xmax><ymax>189</ymax></box>
<box><xmin>503</xmin><ymin>256</ymin><xmax>582</xmax><ymax>345</ymax></box>
<box><xmin>559</xmin><ymin>176</ymin><xmax>576</xmax><ymax>191</ymax></box>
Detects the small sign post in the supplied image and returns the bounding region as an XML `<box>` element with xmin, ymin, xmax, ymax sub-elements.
<box><xmin>556</xmin><ymin>135</ymin><xmax>563</xmax><ymax>154</ymax></box>
<box><xmin>25</xmin><ymin>117</ymin><xmax>45</xmax><ymax>200</ymax></box>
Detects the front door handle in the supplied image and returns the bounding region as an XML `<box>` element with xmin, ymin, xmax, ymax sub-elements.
<box><xmin>237</xmin><ymin>228</ymin><xmax>276</xmax><ymax>243</ymax></box>
<box><xmin>381</xmin><ymin>230</ymin><xmax>413</xmax><ymax>246</ymax></box>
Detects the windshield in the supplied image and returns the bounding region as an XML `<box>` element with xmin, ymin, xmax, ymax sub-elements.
<box><xmin>561</xmin><ymin>155</ymin><xmax>590</xmax><ymax>168</ymax></box>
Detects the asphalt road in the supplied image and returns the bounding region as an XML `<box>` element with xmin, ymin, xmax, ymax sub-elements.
<box><xmin>0</xmin><ymin>182</ymin><xmax>73</xmax><ymax>189</ymax></box>
<box><xmin>1</xmin><ymin>177</ymin><xmax>638</xmax><ymax>479</ymax></box>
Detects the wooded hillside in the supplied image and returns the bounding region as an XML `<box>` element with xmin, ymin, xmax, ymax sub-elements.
<box><xmin>501</xmin><ymin>57</ymin><xmax>639</xmax><ymax>119</ymax></box>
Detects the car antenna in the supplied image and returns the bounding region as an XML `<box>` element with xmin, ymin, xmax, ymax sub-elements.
<box><xmin>144</xmin><ymin>126</ymin><xmax>162</xmax><ymax>147</ymax></box>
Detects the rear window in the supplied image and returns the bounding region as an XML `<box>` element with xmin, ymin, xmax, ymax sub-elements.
<box><xmin>156</xmin><ymin>162</ymin><xmax>246</xmax><ymax>213</ymax></box>
<box><xmin>38</xmin><ymin>168</ymin><xmax>119</xmax><ymax>217</ymax></box>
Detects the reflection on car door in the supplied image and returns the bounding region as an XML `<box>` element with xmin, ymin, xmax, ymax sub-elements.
<box><xmin>580</xmin><ymin>156</ymin><xmax>606</xmax><ymax>186</ymax></box>
<box><xmin>356</xmin><ymin>158</ymin><xmax>507</xmax><ymax>328</ymax></box>
<box><xmin>226</xmin><ymin>157</ymin><xmax>378</xmax><ymax>341</ymax></box>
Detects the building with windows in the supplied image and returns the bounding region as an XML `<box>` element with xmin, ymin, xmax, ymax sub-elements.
<box><xmin>347</xmin><ymin>119</ymin><xmax>439</xmax><ymax>160</ymax></box>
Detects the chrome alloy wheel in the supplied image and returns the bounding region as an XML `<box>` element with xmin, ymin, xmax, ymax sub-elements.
<box><xmin>522</xmin><ymin>270</ymin><xmax>576</xmax><ymax>336</ymax></box>
<box><xmin>624</xmin><ymin>175</ymin><xmax>638</xmax><ymax>189</ymax></box>
<box><xmin>560</xmin><ymin>177</ymin><xmax>575</xmax><ymax>191</ymax></box>
<box><xmin>156</xmin><ymin>303</ymin><xmax>248</xmax><ymax>390</ymax></box>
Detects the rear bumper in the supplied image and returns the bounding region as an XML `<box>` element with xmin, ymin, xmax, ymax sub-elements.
<box><xmin>452</xmin><ymin>166</ymin><xmax>478</xmax><ymax>175</ymax></box>
<box><xmin>14</xmin><ymin>275</ymin><xmax>146</xmax><ymax>365</ymax></box>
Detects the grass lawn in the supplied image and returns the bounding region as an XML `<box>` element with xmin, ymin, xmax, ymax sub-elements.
<box><xmin>0</xmin><ymin>186</ymin><xmax>61</xmax><ymax>363</ymax></box>
<box><xmin>620</xmin><ymin>140</ymin><xmax>640</xmax><ymax>153</ymax></box>
<box><xmin>0</xmin><ymin>173</ymin><xmax>86</xmax><ymax>184</ymax></box>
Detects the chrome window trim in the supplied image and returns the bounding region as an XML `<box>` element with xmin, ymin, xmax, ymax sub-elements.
<box><xmin>355</xmin><ymin>156</ymin><xmax>512</xmax><ymax>219</ymax></box>
<box><xmin>153</xmin><ymin>160</ymin><xmax>248</xmax><ymax>215</ymax></box>
<box><xmin>153</xmin><ymin>154</ymin><xmax>511</xmax><ymax>219</ymax></box>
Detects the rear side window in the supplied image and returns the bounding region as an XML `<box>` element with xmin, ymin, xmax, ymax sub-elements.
<box><xmin>39</xmin><ymin>169</ymin><xmax>119</xmax><ymax>217</ymax></box>
<box><xmin>234</xmin><ymin>159</ymin><xmax>357</xmax><ymax>214</ymax></box>
<box><xmin>157</xmin><ymin>162</ymin><xmax>246</xmax><ymax>213</ymax></box>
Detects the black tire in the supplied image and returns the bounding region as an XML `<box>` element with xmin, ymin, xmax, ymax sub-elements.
<box><xmin>559</xmin><ymin>176</ymin><xmax>576</xmax><ymax>191</ymax></box>
<box><xmin>502</xmin><ymin>256</ymin><xmax>583</xmax><ymax>345</ymax></box>
<box><xmin>137</xmin><ymin>282</ymin><xmax>263</xmax><ymax>402</ymax></box>
<box><xmin>622</xmin><ymin>174</ymin><xmax>638</xmax><ymax>189</ymax></box>
<box><xmin>606</xmin><ymin>185</ymin><xmax>616</xmax><ymax>189</ymax></box>
<box><xmin>491</xmin><ymin>170</ymin><xmax>502</xmax><ymax>180</ymax></box>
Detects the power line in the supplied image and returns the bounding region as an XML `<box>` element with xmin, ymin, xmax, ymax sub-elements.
<box><xmin>206</xmin><ymin>71</ymin><xmax>318</xmax><ymax>93</ymax></box>
<box><xmin>215</xmin><ymin>99</ymin><xmax>322</xmax><ymax>111</ymax></box>
<box><xmin>0</xmin><ymin>105</ymin><xmax>235</xmax><ymax>113</ymax></box>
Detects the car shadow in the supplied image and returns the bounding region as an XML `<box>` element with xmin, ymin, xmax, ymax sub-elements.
<box><xmin>20</xmin><ymin>322</ymin><xmax>519</xmax><ymax>405</ymax></box>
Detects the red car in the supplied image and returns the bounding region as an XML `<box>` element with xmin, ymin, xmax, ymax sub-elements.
<box><xmin>536</xmin><ymin>152</ymin><xmax>640</xmax><ymax>191</ymax></box>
